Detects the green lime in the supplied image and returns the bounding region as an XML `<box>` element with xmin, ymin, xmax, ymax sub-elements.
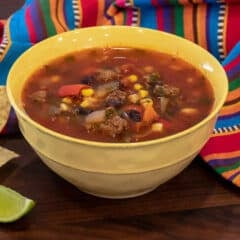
<box><xmin>0</xmin><ymin>185</ymin><xmax>35</xmax><ymax>223</ymax></box>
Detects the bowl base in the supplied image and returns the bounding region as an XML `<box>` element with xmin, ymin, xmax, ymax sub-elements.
<box><xmin>78</xmin><ymin>185</ymin><xmax>159</xmax><ymax>199</ymax></box>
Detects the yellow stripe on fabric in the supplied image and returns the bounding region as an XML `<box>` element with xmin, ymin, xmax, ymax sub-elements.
<box><xmin>76</xmin><ymin>0</ymin><xmax>82</xmax><ymax>28</ymax></box>
<box><xmin>183</xmin><ymin>5</ymin><xmax>194</xmax><ymax>42</ymax></box>
<box><xmin>223</xmin><ymin>4</ymin><xmax>228</xmax><ymax>58</ymax></box>
<box><xmin>107</xmin><ymin>4</ymin><xmax>118</xmax><ymax>17</ymax></box>
<box><xmin>204</xmin><ymin>149</ymin><xmax>240</xmax><ymax>161</ymax></box>
<box><xmin>136</xmin><ymin>9</ymin><xmax>140</xmax><ymax>26</ymax></box>
<box><xmin>197</xmin><ymin>4</ymin><xmax>207</xmax><ymax>49</ymax></box>
<box><xmin>232</xmin><ymin>174</ymin><xmax>240</xmax><ymax>187</ymax></box>
<box><xmin>50</xmin><ymin>0</ymin><xmax>63</xmax><ymax>33</ymax></box>
<box><xmin>219</xmin><ymin>101</ymin><xmax>240</xmax><ymax>116</ymax></box>
<box><xmin>114</xmin><ymin>12</ymin><xmax>124</xmax><ymax>25</ymax></box>
<box><xmin>226</xmin><ymin>88</ymin><xmax>240</xmax><ymax>102</ymax></box>
<box><xmin>97</xmin><ymin>0</ymin><xmax>105</xmax><ymax>25</ymax></box>
<box><xmin>129</xmin><ymin>0</ymin><xmax>134</xmax><ymax>6</ymax></box>
<box><xmin>223</xmin><ymin>168</ymin><xmax>240</xmax><ymax>179</ymax></box>
<box><xmin>57</xmin><ymin>0</ymin><xmax>68</xmax><ymax>31</ymax></box>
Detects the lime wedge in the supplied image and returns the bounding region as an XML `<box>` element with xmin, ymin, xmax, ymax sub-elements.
<box><xmin>0</xmin><ymin>185</ymin><xmax>35</xmax><ymax>223</ymax></box>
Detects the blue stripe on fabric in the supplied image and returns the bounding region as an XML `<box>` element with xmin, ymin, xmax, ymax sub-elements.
<box><xmin>64</xmin><ymin>0</ymin><xmax>75</xmax><ymax>30</ymax></box>
<box><xmin>139</xmin><ymin>7</ymin><xmax>157</xmax><ymax>29</ymax></box>
<box><xmin>9</xmin><ymin>8</ymin><xmax>30</xmax><ymax>42</ymax></box>
<box><xmin>0</xmin><ymin>42</ymin><xmax>32</xmax><ymax>85</ymax></box>
<box><xmin>207</xmin><ymin>4</ymin><xmax>220</xmax><ymax>60</ymax></box>
<box><xmin>163</xmin><ymin>6</ymin><xmax>172</xmax><ymax>33</ymax></box>
<box><xmin>134</xmin><ymin>0</ymin><xmax>152</xmax><ymax>6</ymax></box>
<box><xmin>30</xmin><ymin>0</ymin><xmax>45</xmax><ymax>41</ymax></box>
<box><xmin>208</xmin><ymin>156</ymin><xmax>240</xmax><ymax>168</ymax></box>
<box><xmin>222</xmin><ymin>42</ymin><xmax>240</xmax><ymax>65</ymax></box>
<box><xmin>157</xmin><ymin>0</ymin><xmax>165</xmax><ymax>5</ymax></box>
<box><xmin>215</xmin><ymin>113</ymin><xmax>240</xmax><ymax>128</ymax></box>
<box><xmin>104</xmin><ymin>0</ymin><xmax>115</xmax><ymax>25</ymax></box>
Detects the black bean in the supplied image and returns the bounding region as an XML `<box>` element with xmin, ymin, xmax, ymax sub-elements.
<box><xmin>74</xmin><ymin>107</ymin><xmax>93</xmax><ymax>115</ymax></box>
<box><xmin>128</xmin><ymin>110</ymin><xmax>142</xmax><ymax>122</ymax></box>
<box><xmin>80</xmin><ymin>75</ymin><xmax>95</xmax><ymax>86</ymax></box>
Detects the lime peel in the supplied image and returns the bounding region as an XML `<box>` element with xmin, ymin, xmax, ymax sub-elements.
<box><xmin>0</xmin><ymin>185</ymin><xmax>35</xmax><ymax>223</ymax></box>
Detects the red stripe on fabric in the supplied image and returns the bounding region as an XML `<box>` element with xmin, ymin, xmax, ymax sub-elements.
<box><xmin>226</xmin><ymin>4</ymin><xmax>240</xmax><ymax>54</ymax></box>
<box><xmin>151</xmin><ymin>0</ymin><xmax>159</xmax><ymax>7</ymax></box>
<box><xmin>25</xmin><ymin>7</ymin><xmax>37</xmax><ymax>43</ymax></box>
<box><xmin>156</xmin><ymin>7</ymin><xmax>164</xmax><ymax>31</ymax></box>
<box><xmin>0</xmin><ymin>21</ymin><xmax>4</xmax><ymax>43</ymax></box>
<box><xmin>201</xmin><ymin>132</ymin><xmax>240</xmax><ymax>156</ymax></box>
<box><xmin>80</xmin><ymin>0</ymin><xmax>98</xmax><ymax>27</ymax></box>
<box><xmin>224</xmin><ymin>55</ymin><xmax>240</xmax><ymax>72</ymax></box>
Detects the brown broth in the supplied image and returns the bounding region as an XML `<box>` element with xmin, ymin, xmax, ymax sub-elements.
<box><xmin>22</xmin><ymin>47</ymin><xmax>214</xmax><ymax>143</ymax></box>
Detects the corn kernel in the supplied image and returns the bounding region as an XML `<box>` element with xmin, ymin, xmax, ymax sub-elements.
<box><xmin>170</xmin><ymin>64</ymin><xmax>182</xmax><ymax>71</ymax></box>
<box><xmin>128</xmin><ymin>74</ymin><xmax>138</xmax><ymax>82</ymax></box>
<box><xmin>80</xmin><ymin>100</ymin><xmax>90</xmax><ymax>108</ymax></box>
<box><xmin>144</xmin><ymin>66</ymin><xmax>154</xmax><ymax>73</ymax></box>
<box><xmin>180</xmin><ymin>108</ymin><xmax>199</xmax><ymax>115</ymax></box>
<box><xmin>133</xmin><ymin>83</ymin><xmax>143</xmax><ymax>91</ymax></box>
<box><xmin>62</xmin><ymin>97</ymin><xmax>72</xmax><ymax>104</ymax></box>
<box><xmin>51</xmin><ymin>75</ymin><xmax>61</xmax><ymax>82</ymax></box>
<box><xmin>82</xmin><ymin>88</ymin><xmax>94</xmax><ymax>97</ymax></box>
<box><xmin>138</xmin><ymin>89</ymin><xmax>149</xmax><ymax>98</ymax></box>
<box><xmin>60</xmin><ymin>103</ymin><xmax>69</xmax><ymax>111</ymax></box>
<box><xmin>151</xmin><ymin>123</ymin><xmax>163</xmax><ymax>132</ymax></box>
<box><xmin>140</xmin><ymin>98</ymin><xmax>153</xmax><ymax>107</ymax></box>
<box><xmin>128</xmin><ymin>94</ymin><xmax>139</xmax><ymax>104</ymax></box>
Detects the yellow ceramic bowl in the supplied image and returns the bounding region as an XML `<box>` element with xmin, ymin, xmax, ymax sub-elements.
<box><xmin>7</xmin><ymin>26</ymin><xmax>228</xmax><ymax>198</ymax></box>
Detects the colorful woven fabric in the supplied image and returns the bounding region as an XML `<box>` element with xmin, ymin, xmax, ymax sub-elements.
<box><xmin>0</xmin><ymin>0</ymin><xmax>240</xmax><ymax>86</ymax></box>
<box><xmin>200</xmin><ymin>42</ymin><xmax>240</xmax><ymax>187</ymax></box>
<box><xmin>0</xmin><ymin>0</ymin><xmax>239</xmax><ymax>187</ymax></box>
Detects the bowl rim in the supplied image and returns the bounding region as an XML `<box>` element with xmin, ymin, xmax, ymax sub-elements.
<box><xmin>7</xmin><ymin>26</ymin><xmax>229</xmax><ymax>149</ymax></box>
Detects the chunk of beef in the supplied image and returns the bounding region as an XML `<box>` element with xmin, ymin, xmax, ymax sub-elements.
<box><xmin>105</xmin><ymin>90</ymin><xmax>127</xmax><ymax>107</ymax></box>
<box><xmin>29</xmin><ymin>90</ymin><xmax>47</xmax><ymax>103</ymax></box>
<box><xmin>96</xmin><ymin>69</ymin><xmax>119</xmax><ymax>82</ymax></box>
<box><xmin>153</xmin><ymin>84</ymin><xmax>180</xmax><ymax>98</ymax></box>
<box><xmin>99</xmin><ymin>115</ymin><xmax>128</xmax><ymax>137</ymax></box>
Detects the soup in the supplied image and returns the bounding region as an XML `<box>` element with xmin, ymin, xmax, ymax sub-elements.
<box><xmin>22</xmin><ymin>47</ymin><xmax>214</xmax><ymax>143</ymax></box>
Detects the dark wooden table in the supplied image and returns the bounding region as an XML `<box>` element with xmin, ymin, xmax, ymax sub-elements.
<box><xmin>0</xmin><ymin>1</ymin><xmax>240</xmax><ymax>239</ymax></box>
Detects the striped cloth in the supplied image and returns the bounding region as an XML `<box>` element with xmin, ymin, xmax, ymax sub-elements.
<box><xmin>0</xmin><ymin>0</ymin><xmax>239</xmax><ymax>187</ymax></box>
<box><xmin>200</xmin><ymin>42</ymin><xmax>240</xmax><ymax>187</ymax></box>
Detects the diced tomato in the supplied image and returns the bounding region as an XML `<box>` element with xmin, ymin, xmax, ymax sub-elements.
<box><xmin>58</xmin><ymin>84</ymin><xmax>89</xmax><ymax>97</ymax></box>
<box><xmin>120</xmin><ymin>77</ymin><xmax>131</xmax><ymax>88</ymax></box>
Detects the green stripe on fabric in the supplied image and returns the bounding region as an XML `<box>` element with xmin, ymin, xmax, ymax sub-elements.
<box><xmin>229</xmin><ymin>77</ymin><xmax>240</xmax><ymax>91</ymax></box>
<box><xmin>169</xmin><ymin>0</ymin><xmax>179</xmax><ymax>4</ymax></box>
<box><xmin>174</xmin><ymin>5</ymin><xmax>184</xmax><ymax>37</ymax></box>
<box><xmin>39</xmin><ymin>0</ymin><xmax>57</xmax><ymax>36</ymax></box>
<box><xmin>215</xmin><ymin>161</ymin><xmax>240</xmax><ymax>174</ymax></box>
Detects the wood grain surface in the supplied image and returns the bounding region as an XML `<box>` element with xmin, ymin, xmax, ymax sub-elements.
<box><xmin>0</xmin><ymin>1</ymin><xmax>240</xmax><ymax>239</ymax></box>
<box><xmin>1</xmin><ymin>135</ymin><xmax>240</xmax><ymax>240</ymax></box>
